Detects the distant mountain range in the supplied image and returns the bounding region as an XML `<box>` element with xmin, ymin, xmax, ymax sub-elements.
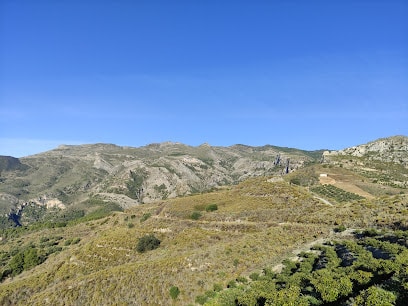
<box><xmin>0</xmin><ymin>135</ymin><xmax>407</xmax><ymax>225</ymax></box>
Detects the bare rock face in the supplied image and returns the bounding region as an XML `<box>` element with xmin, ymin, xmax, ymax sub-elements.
<box><xmin>325</xmin><ymin>136</ymin><xmax>408</xmax><ymax>165</ymax></box>
<box><xmin>321</xmin><ymin>136</ymin><xmax>408</xmax><ymax>190</ymax></box>
<box><xmin>0</xmin><ymin>193</ymin><xmax>19</xmax><ymax>215</ymax></box>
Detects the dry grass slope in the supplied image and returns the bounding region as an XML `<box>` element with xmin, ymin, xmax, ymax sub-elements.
<box><xmin>1</xmin><ymin>176</ymin><xmax>407</xmax><ymax>305</ymax></box>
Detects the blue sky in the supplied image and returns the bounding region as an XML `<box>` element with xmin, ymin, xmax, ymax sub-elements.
<box><xmin>1</xmin><ymin>0</ymin><xmax>407</xmax><ymax>157</ymax></box>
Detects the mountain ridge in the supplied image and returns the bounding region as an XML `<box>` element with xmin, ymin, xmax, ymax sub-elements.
<box><xmin>1</xmin><ymin>140</ymin><xmax>324</xmax><ymax>204</ymax></box>
<box><xmin>0</xmin><ymin>135</ymin><xmax>406</xmax><ymax>226</ymax></box>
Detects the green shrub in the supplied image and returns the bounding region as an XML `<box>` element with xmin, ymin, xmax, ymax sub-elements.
<box><xmin>249</xmin><ymin>272</ymin><xmax>260</xmax><ymax>281</ymax></box>
<box><xmin>190</xmin><ymin>211</ymin><xmax>202</xmax><ymax>220</ymax></box>
<box><xmin>23</xmin><ymin>247</ymin><xmax>42</xmax><ymax>270</ymax></box>
<box><xmin>140</xmin><ymin>213</ymin><xmax>151</xmax><ymax>223</ymax></box>
<box><xmin>195</xmin><ymin>295</ymin><xmax>208</xmax><ymax>305</ymax></box>
<box><xmin>334</xmin><ymin>224</ymin><xmax>346</xmax><ymax>232</ymax></box>
<box><xmin>8</xmin><ymin>252</ymin><xmax>24</xmax><ymax>276</ymax></box>
<box><xmin>72</xmin><ymin>237</ymin><xmax>81</xmax><ymax>244</ymax></box>
<box><xmin>227</xmin><ymin>280</ymin><xmax>237</xmax><ymax>288</ymax></box>
<box><xmin>354</xmin><ymin>286</ymin><xmax>396</xmax><ymax>306</ymax></box>
<box><xmin>206</xmin><ymin>204</ymin><xmax>218</xmax><ymax>212</ymax></box>
<box><xmin>236</xmin><ymin>276</ymin><xmax>248</xmax><ymax>283</ymax></box>
<box><xmin>362</xmin><ymin>228</ymin><xmax>379</xmax><ymax>237</ymax></box>
<box><xmin>8</xmin><ymin>247</ymin><xmax>44</xmax><ymax>276</ymax></box>
<box><xmin>169</xmin><ymin>286</ymin><xmax>180</xmax><ymax>300</ymax></box>
<box><xmin>64</xmin><ymin>239</ymin><xmax>73</xmax><ymax>246</ymax></box>
<box><xmin>205</xmin><ymin>290</ymin><xmax>217</xmax><ymax>298</ymax></box>
<box><xmin>136</xmin><ymin>234</ymin><xmax>161</xmax><ymax>253</ymax></box>
<box><xmin>39</xmin><ymin>236</ymin><xmax>50</xmax><ymax>243</ymax></box>
<box><xmin>213</xmin><ymin>283</ymin><xmax>223</xmax><ymax>292</ymax></box>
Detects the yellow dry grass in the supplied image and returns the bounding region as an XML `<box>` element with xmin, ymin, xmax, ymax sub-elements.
<box><xmin>1</xmin><ymin>177</ymin><xmax>407</xmax><ymax>305</ymax></box>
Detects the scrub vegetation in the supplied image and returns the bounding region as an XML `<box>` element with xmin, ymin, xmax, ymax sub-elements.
<box><xmin>0</xmin><ymin>176</ymin><xmax>407</xmax><ymax>305</ymax></box>
<box><xmin>0</xmin><ymin>136</ymin><xmax>407</xmax><ymax>304</ymax></box>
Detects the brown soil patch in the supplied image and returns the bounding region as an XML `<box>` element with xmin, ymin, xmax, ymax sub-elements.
<box><xmin>319</xmin><ymin>176</ymin><xmax>336</xmax><ymax>184</ymax></box>
<box><xmin>333</xmin><ymin>181</ymin><xmax>375</xmax><ymax>199</ymax></box>
<box><xmin>319</xmin><ymin>174</ymin><xmax>375</xmax><ymax>199</ymax></box>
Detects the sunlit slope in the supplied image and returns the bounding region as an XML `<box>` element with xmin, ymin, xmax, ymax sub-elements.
<box><xmin>1</xmin><ymin>177</ymin><xmax>407</xmax><ymax>305</ymax></box>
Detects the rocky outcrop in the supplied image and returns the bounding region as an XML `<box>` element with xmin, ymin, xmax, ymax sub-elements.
<box><xmin>323</xmin><ymin>136</ymin><xmax>408</xmax><ymax>166</ymax></box>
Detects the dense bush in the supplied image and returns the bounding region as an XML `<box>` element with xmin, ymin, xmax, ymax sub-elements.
<box><xmin>205</xmin><ymin>204</ymin><xmax>218</xmax><ymax>212</ymax></box>
<box><xmin>190</xmin><ymin>211</ymin><xmax>202</xmax><ymax>220</ymax></box>
<box><xmin>169</xmin><ymin>286</ymin><xmax>180</xmax><ymax>300</ymax></box>
<box><xmin>136</xmin><ymin>234</ymin><xmax>161</xmax><ymax>253</ymax></box>
<box><xmin>354</xmin><ymin>286</ymin><xmax>396</xmax><ymax>306</ymax></box>
<box><xmin>7</xmin><ymin>246</ymin><xmax>44</xmax><ymax>277</ymax></box>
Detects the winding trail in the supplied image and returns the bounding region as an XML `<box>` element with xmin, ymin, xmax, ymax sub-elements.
<box><xmin>313</xmin><ymin>195</ymin><xmax>334</xmax><ymax>206</ymax></box>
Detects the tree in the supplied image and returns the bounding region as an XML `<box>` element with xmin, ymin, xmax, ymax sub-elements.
<box><xmin>354</xmin><ymin>286</ymin><xmax>396</xmax><ymax>306</ymax></box>
<box><xmin>136</xmin><ymin>234</ymin><xmax>161</xmax><ymax>253</ymax></box>
<box><xmin>23</xmin><ymin>247</ymin><xmax>42</xmax><ymax>270</ymax></box>
<box><xmin>9</xmin><ymin>252</ymin><xmax>24</xmax><ymax>276</ymax></box>
<box><xmin>206</xmin><ymin>204</ymin><xmax>218</xmax><ymax>212</ymax></box>
<box><xmin>310</xmin><ymin>269</ymin><xmax>353</xmax><ymax>302</ymax></box>
<box><xmin>190</xmin><ymin>211</ymin><xmax>202</xmax><ymax>220</ymax></box>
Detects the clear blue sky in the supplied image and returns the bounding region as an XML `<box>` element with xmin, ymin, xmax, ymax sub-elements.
<box><xmin>1</xmin><ymin>0</ymin><xmax>407</xmax><ymax>157</ymax></box>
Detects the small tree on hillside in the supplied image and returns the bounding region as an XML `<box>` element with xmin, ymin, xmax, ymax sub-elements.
<box><xmin>136</xmin><ymin>234</ymin><xmax>161</xmax><ymax>253</ymax></box>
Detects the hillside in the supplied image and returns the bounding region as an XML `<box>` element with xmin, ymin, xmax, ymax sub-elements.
<box><xmin>1</xmin><ymin>136</ymin><xmax>407</xmax><ymax>228</ymax></box>
<box><xmin>0</xmin><ymin>176</ymin><xmax>407</xmax><ymax>305</ymax></box>
<box><xmin>322</xmin><ymin>135</ymin><xmax>408</xmax><ymax>191</ymax></box>
<box><xmin>0</xmin><ymin>135</ymin><xmax>407</xmax><ymax>305</ymax></box>
<box><xmin>0</xmin><ymin>142</ymin><xmax>323</xmax><ymax>227</ymax></box>
<box><xmin>325</xmin><ymin>135</ymin><xmax>408</xmax><ymax>164</ymax></box>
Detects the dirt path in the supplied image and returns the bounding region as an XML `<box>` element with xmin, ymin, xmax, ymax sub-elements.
<box><xmin>313</xmin><ymin>195</ymin><xmax>334</xmax><ymax>206</ymax></box>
